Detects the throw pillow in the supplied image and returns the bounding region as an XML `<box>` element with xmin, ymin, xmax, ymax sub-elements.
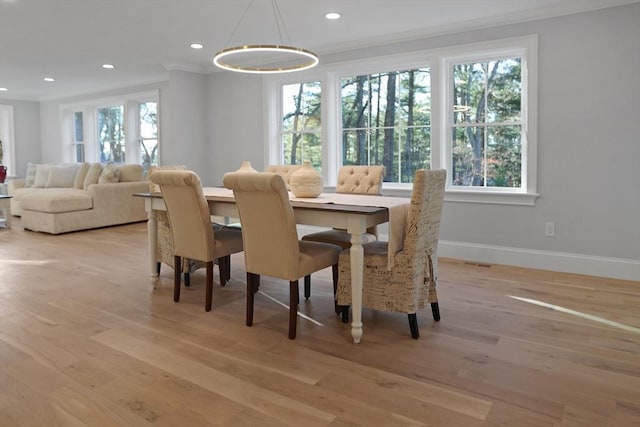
<box><xmin>148</xmin><ymin>165</ymin><xmax>186</xmax><ymax>193</ymax></box>
<box><xmin>98</xmin><ymin>163</ymin><xmax>120</xmax><ymax>184</ymax></box>
<box><xmin>83</xmin><ymin>163</ymin><xmax>103</xmax><ymax>190</ymax></box>
<box><xmin>74</xmin><ymin>163</ymin><xmax>90</xmax><ymax>189</ymax></box>
<box><xmin>46</xmin><ymin>164</ymin><xmax>79</xmax><ymax>188</ymax></box>
<box><xmin>118</xmin><ymin>164</ymin><xmax>144</xmax><ymax>182</ymax></box>
<box><xmin>25</xmin><ymin>162</ymin><xmax>38</xmax><ymax>187</ymax></box>
<box><xmin>32</xmin><ymin>164</ymin><xmax>52</xmax><ymax>188</ymax></box>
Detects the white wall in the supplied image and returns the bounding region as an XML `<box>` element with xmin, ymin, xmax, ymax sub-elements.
<box><xmin>204</xmin><ymin>4</ymin><xmax>640</xmax><ymax>280</ymax></box>
<box><xmin>0</xmin><ymin>99</ymin><xmax>40</xmax><ymax>177</ymax></box>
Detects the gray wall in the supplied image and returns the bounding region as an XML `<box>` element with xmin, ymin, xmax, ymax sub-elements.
<box><xmin>1</xmin><ymin>99</ymin><xmax>41</xmax><ymax>177</ymax></box>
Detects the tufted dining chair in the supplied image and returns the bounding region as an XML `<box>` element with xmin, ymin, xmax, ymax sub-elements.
<box><xmin>301</xmin><ymin>165</ymin><xmax>385</xmax><ymax>299</ymax></box>
<box><xmin>223</xmin><ymin>172</ymin><xmax>341</xmax><ymax>339</ymax></box>
<box><xmin>335</xmin><ymin>169</ymin><xmax>446</xmax><ymax>338</ymax></box>
<box><xmin>264</xmin><ymin>164</ymin><xmax>302</xmax><ymax>191</ymax></box>
<box><xmin>150</xmin><ymin>170</ymin><xmax>244</xmax><ymax>311</ymax></box>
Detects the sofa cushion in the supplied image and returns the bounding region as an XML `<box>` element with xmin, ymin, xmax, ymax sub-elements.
<box><xmin>98</xmin><ymin>163</ymin><xmax>120</xmax><ymax>184</ymax></box>
<box><xmin>74</xmin><ymin>163</ymin><xmax>90</xmax><ymax>189</ymax></box>
<box><xmin>119</xmin><ymin>164</ymin><xmax>144</xmax><ymax>182</ymax></box>
<box><xmin>83</xmin><ymin>163</ymin><xmax>103</xmax><ymax>189</ymax></box>
<box><xmin>20</xmin><ymin>188</ymin><xmax>93</xmax><ymax>213</ymax></box>
<box><xmin>46</xmin><ymin>164</ymin><xmax>79</xmax><ymax>188</ymax></box>
<box><xmin>32</xmin><ymin>164</ymin><xmax>52</xmax><ymax>188</ymax></box>
<box><xmin>25</xmin><ymin>162</ymin><xmax>38</xmax><ymax>187</ymax></box>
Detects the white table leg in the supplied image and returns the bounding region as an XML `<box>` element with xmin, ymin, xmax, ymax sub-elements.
<box><xmin>147</xmin><ymin>201</ymin><xmax>159</xmax><ymax>287</ymax></box>
<box><xmin>348</xmin><ymin>217</ymin><xmax>366</xmax><ymax>344</ymax></box>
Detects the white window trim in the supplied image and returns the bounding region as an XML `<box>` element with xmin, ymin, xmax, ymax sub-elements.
<box><xmin>60</xmin><ymin>90</ymin><xmax>159</xmax><ymax>164</ymax></box>
<box><xmin>265</xmin><ymin>35</ymin><xmax>539</xmax><ymax>205</ymax></box>
<box><xmin>0</xmin><ymin>104</ymin><xmax>16</xmax><ymax>177</ymax></box>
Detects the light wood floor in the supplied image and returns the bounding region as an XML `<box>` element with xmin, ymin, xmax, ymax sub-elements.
<box><xmin>0</xmin><ymin>220</ymin><xmax>638</xmax><ymax>426</ymax></box>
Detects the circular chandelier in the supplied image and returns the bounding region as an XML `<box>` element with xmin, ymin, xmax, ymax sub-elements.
<box><xmin>213</xmin><ymin>0</ymin><xmax>319</xmax><ymax>74</ymax></box>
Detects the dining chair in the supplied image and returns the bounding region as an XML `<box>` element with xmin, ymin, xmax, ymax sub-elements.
<box><xmin>264</xmin><ymin>164</ymin><xmax>302</xmax><ymax>191</ymax></box>
<box><xmin>223</xmin><ymin>172</ymin><xmax>341</xmax><ymax>339</ymax></box>
<box><xmin>150</xmin><ymin>170</ymin><xmax>244</xmax><ymax>311</ymax></box>
<box><xmin>301</xmin><ymin>165</ymin><xmax>385</xmax><ymax>299</ymax></box>
<box><xmin>335</xmin><ymin>169</ymin><xmax>446</xmax><ymax>338</ymax></box>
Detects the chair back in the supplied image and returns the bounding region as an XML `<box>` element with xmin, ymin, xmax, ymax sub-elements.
<box><xmin>336</xmin><ymin>165</ymin><xmax>384</xmax><ymax>195</ymax></box>
<box><xmin>264</xmin><ymin>164</ymin><xmax>302</xmax><ymax>190</ymax></box>
<box><xmin>223</xmin><ymin>172</ymin><xmax>301</xmax><ymax>278</ymax></box>
<box><xmin>402</xmin><ymin>169</ymin><xmax>446</xmax><ymax>258</ymax></box>
<box><xmin>150</xmin><ymin>170</ymin><xmax>215</xmax><ymax>262</ymax></box>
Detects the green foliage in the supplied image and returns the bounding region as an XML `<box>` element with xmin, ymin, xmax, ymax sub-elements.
<box><xmin>97</xmin><ymin>106</ymin><xmax>125</xmax><ymax>163</ymax></box>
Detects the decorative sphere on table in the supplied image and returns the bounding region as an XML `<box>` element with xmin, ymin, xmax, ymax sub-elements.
<box><xmin>289</xmin><ymin>161</ymin><xmax>323</xmax><ymax>198</ymax></box>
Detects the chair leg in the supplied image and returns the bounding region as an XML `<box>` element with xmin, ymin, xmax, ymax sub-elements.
<box><xmin>156</xmin><ymin>262</ymin><xmax>161</xmax><ymax>275</ymax></box>
<box><xmin>408</xmin><ymin>313</ymin><xmax>419</xmax><ymax>339</ymax></box>
<box><xmin>218</xmin><ymin>256</ymin><xmax>227</xmax><ymax>287</ymax></box>
<box><xmin>205</xmin><ymin>261</ymin><xmax>214</xmax><ymax>312</ymax></box>
<box><xmin>332</xmin><ymin>264</ymin><xmax>339</xmax><ymax>314</ymax></box>
<box><xmin>246</xmin><ymin>272</ymin><xmax>257</xmax><ymax>326</ymax></box>
<box><xmin>289</xmin><ymin>280</ymin><xmax>299</xmax><ymax>339</ymax></box>
<box><xmin>225</xmin><ymin>256</ymin><xmax>231</xmax><ymax>281</ymax></box>
<box><xmin>304</xmin><ymin>275</ymin><xmax>311</xmax><ymax>300</ymax></box>
<box><xmin>184</xmin><ymin>272</ymin><xmax>190</xmax><ymax>287</ymax></box>
<box><xmin>173</xmin><ymin>255</ymin><xmax>182</xmax><ymax>303</ymax></box>
<box><xmin>431</xmin><ymin>302</ymin><xmax>441</xmax><ymax>321</ymax></box>
<box><xmin>340</xmin><ymin>305</ymin><xmax>349</xmax><ymax>324</ymax></box>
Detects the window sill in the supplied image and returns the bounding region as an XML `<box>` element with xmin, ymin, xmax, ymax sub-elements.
<box><xmin>381</xmin><ymin>186</ymin><xmax>539</xmax><ymax>206</ymax></box>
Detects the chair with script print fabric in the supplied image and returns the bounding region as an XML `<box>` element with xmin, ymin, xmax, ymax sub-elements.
<box><xmin>336</xmin><ymin>169</ymin><xmax>446</xmax><ymax>338</ymax></box>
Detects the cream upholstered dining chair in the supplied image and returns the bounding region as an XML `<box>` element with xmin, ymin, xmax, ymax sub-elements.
<box><xmin>151</xmin><ymin>165</ymin><xmax>210</xmax><ymax>285</ymax></box>
<box><xmin>335</xmin><ymin>169</ymin><xmax>446</xmax><ymax>339</ymax></box>
<box><xmin>223</xmin><ymin>172</ymin><xmax>341</xmax><ymax>339</ymax></box>
<box><xmin>264</xmin><ymin>164</ymin><xmax>302</xmax><ymax>190</ymax></box>
<box><xmin>150</xmin><ymin>170</ymin><xmax>244</xmax><ymax>312</ymax></box>
<box><xmin>301</xmin><ymin>165</ymin><xmax>385</xmax><ymax>299</ymax></box>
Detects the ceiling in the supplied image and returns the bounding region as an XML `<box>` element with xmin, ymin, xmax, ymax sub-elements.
<box><xmin>0</xmin><ymin>0</ymin><xmax>637</xmax><ymax>101</ymax></box>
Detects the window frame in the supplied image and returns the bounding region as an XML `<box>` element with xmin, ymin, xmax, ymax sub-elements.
<box><xmin>266</xmin><ymin>35</ymin><xmax>538</xmax><ymax>205</ymax></box>
<box><xmin>60</xmin><ymin>90</ymin><xmax>159</xmax><ymax>166</ymax></box>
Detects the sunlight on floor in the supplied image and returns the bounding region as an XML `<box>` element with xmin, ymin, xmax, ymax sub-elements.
<box><xmin>0</xmin><ymin>259</ymin><xmax>56</xmax><ymax>266</ymax></box>
<box><xmin>258</xmin><ymin>290</ymin><xmax>324</xmax><ymax>327</ymax></box>
<box><xmin>509</xmin><ymin>295</ymin><xmax>640</xmax><ymax>334</ymax></box>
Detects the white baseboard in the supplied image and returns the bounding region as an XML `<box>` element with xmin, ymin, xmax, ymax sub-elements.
<box><xmin>437</xmin><ymin>240</ymin><xmax>640</xmax><ymax>282</ymax></box>
<box><xmin>298</xmin><ymin>224</ymin><xmax>640</xmax><ymax>282</ymax></box>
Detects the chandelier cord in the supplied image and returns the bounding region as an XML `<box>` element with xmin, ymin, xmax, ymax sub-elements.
<box><xmin>271</xmin><ymin>0</ymin><xmax>291</xmax><ymax>46</ymax></box>
<box><xmin>223</xmin><ymin>0</ymin><xmax>255</xmax><ymax>48</ymax></box>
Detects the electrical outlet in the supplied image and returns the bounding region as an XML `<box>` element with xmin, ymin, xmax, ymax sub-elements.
<box><xmin>545</xmin><ymin>222</ymin><xmax>556</xmax><ymax>237</ymax></box>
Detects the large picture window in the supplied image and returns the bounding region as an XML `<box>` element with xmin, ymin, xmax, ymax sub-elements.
<box><xmin>268</xmin><ymin>36</ymin><xmax>537</xmax><ymax>204</ymax></box>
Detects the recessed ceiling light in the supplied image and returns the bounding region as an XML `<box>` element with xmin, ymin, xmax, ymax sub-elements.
<box><xmin>102</xmin><ymin>64</ymin><xmax>115</xmax><ymax>69</ymax></box>
<box><xmin>0</xmin><ymin>88</ymin><xmax>7</xmax><ymax>92</ymax></box>
<box><xmin>190</xmin><ymin>43</ymin><xmax>204</xmax><ymax>49</ymax></box>
<box><xmin>43</xmin><ymin>77</ymin><xmax>55</xmax><ymax>82</ymax></box>
<box><xmin>324</xmin><ymin>12</ymin><xmax>341</xmax><ymax>20</ymax></box>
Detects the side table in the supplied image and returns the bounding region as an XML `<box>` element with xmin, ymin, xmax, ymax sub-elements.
<box><xmin>0</xmin><ymin>195</ymin><xmax>12</xmax><ymax>229</ymax></box>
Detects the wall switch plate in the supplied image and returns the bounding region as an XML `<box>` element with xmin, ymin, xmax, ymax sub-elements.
<box><xmin>545</xmin><ymin>222</ymin><xmax>556</xmax><ymax>237</ymax></box>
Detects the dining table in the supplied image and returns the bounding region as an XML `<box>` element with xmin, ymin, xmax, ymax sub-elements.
<box><xmin>136</xmin><ymin>187</ymin><xmax>410</xmax><ymax>344</ymax></box>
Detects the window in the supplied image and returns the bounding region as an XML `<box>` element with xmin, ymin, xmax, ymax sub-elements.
<box><xmin>268</xmin><ymin>36</ymin><xmax>537</xmax><ymax>204</ymax></box>
<box><xmin>139</xmin><ymin>101</ymin><xmax>158</xmax><ymax>169</ymax></box>
<box><xmin>341</xmin><ymin>68</ymin><xmax>431</xmax><ymax>183</ymax></box>
<box><xmin>0</xmin><ymin>105</ymin><xmax>16</xmax><ymax>177</ymax></box>
<box><xmin>61</xmin><ymin>90</ymin><xmax>159</xmax><ymax>168</ymax></box>
<box><xmin>280</xmin><ymin>81</ymin><xmax>322</xmax><ymax>169</ymax></box>
<box><xmin>97</xmin><ymin>105</ymin><xmax>125</xmax><ymax>163</ymax></box>
<box><xmin>73</xmin><ymin>111</ymin><xmax>85</xmax><ymax>162</ymax></box>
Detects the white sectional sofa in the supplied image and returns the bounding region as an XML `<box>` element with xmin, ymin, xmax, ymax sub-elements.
<box><xmin>8</xmin><ymin>162</ymin><xmax>149</xmax><ymax>234</ymax></box>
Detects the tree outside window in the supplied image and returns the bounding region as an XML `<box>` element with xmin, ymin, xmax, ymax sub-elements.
<box><xmin>139</xmin><ymin>101</ymin><xmax>158</xmax><ymax>169</ymax></box>
<box><xmin>451</xmin><ymin>58</ymin><xmax>522</xmax><ymax>188</ymax></box>
<box><xmin>341</xmin><ymin>68</ymin><xmax>431</xmax><ymax>183</ymax></box>
<box><xmin>97</xmin><ymin>105</ymin><xmax>125</xmax><ymax>163</ymax></box>
<box><xmin>281</xmin><ymin>81</ymin><xmax>322</xmax><ymax>170</ymax></box>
